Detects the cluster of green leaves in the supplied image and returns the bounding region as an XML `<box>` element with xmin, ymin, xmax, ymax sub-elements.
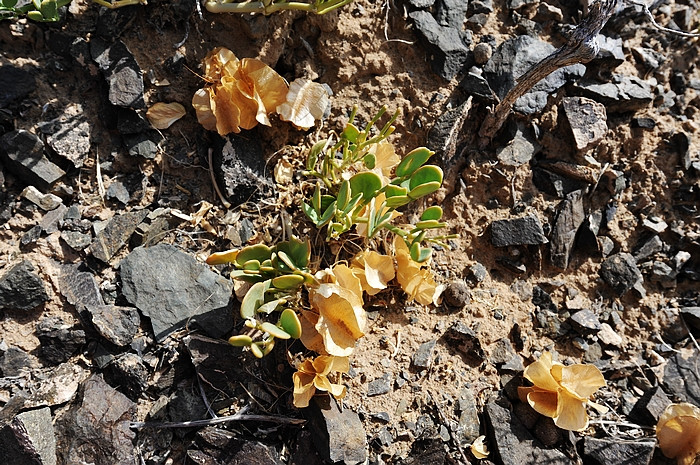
<box><xmin>208</xmin><ymin>238</ymin><xmax>313</xmax><ymax>358</ymax></box>
<box><xmin>302</xmin><ymin>107</ymin><xmax>453</xmax><ymax>263</ymax></box>
<box><xmin>203</xmin><ymin>0</ymin><xmax>353</xmax><ymax>15</ymax></box>
<box><xmin>1</xmin><ymin>0</ymin><xmax>69</xmax><ymax>22</ymax></box>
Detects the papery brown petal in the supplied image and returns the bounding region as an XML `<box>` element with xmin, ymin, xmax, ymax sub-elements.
<box><xmin>559</xmin><ymin>364</ymin><xmax>606</xmax><ymax>400</ymax></box>
<box><xmin>470</xmin><ymin>435</ymin><xmax>489</xmax><ymax>459</ymax></box>
<box><xmin>292</xmin><ymin>371</ymin><xmax>316</xmax><ymax>408</ymax></box>
<box><xmin>553</xmin><ymin>392</ymin><xmax>588</xmax><ymax>431</ymax></box>
<box><xmin>212</xmin><ymin>79</ymin><xmax>243</xmax><ymax>135</ymax></box>
<box><xmin>147</xmin><ymin>102</ymin><xmax>186</xmax><ymax>129</ymax></box>
<box><xmin>299</xmin><ymin>310</ymin><xmax>326</xmax><ymax>354</ymax></box>
<box><xmin>239</xmin><ymin>57</ymin><xmax>288</xmax><ymax>115</ymax></box>
<box><xmin>523</xmin><ymin>352</ymin><xmax>560</xmax><ymax>393</ymax></box>
<box><xmin>526</xmin><ymin>389</ymin><xmax>559</xmax><ymax>419</ymax></box>
<box><xmin>277</xmin><ymin>79</ymin><xmax>330</xmax><ymax>130</ymax></box>
<box><xmin>311</xmin><ymin>284</ymin><xmax>366</xmax><ymax>356</ymax></box>
<box><xmin>362</xmin><ymin>251</ymin><xmax>394</xmax><ymax>294</ymax></box>
<box><xmin>192</xmin><ymin>88</ymin><xmax>217</xmax><ymax>132</ymax></box>
<box><xmin>332</xmin><ymin>264</ymin><xmax>363</xmax><ymax>301</ymax></box>
<box><xmin>203</xmin><ymin>47</ymin><xmax>239</xmax><ymax>82</ymax></box>
<box><xmin>657</xmin><ymin>403</ymin><xmax>700</xmax><ymax>463</ymax></box>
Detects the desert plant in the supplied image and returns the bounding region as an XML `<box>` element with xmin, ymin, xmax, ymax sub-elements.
<box><xmin>0</xmin><ymin>0</ymin><xmax>70</xmax><ymax>21</ymax></box>
<box><xmin>203</xmin><ymin>0</ymin><xmax>353</xmax><ymax>15</ymax></box>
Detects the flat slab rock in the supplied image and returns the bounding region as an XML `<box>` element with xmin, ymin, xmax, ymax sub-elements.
<box><xmin>582</xmin><ymin>437</ymin><xmax>655</xmax><ymax>465</ymax></box>
<box><xmin>120</xmin><ymin>244</ymin><xmax>234</xmax><ymax>341</ymax></box>
<box><xmin>0</xmin><ymin>406</ymin><xmax>57</xmax><ymax>465</ymax></box>
<box><xmin>491</xmin><ymin>213</ymin><xmax>548</xmax><ymax>247</ymax></box>
<box><xmin>304</xmin><ymin>396</ymin><xmax>367</xmax><ymax>465</ymax></box>
<box><xmin>0</xmin><ymin>260</ymin><xmax>49</xmax><ymax>311</ymax></box>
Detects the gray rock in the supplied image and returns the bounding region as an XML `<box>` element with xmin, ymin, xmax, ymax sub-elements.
<box><xmin>458</xmin><ymin>68</ymin><xmax>497</xmax><ymax>102</ymax></box>
<box><xmin>681</xmin><ymin>307</ymin><xmax>700</xmax><ymax>333</ymax></box>
<box><xmin>489</xmin><ymin>338</ymin><xmax>518</xmax><ymax>366</ymax></box>
<box><xmin>88</xmin><ymin>305</ymin><xmax>140</xmax><ymax>347</ymax></box>
<box><xmin>214</xmin><ymin>134</ymin><xmax>275</xmax><ymax>208</ymax></box>
<box><xmin>550</xmin><ymin>190</ymin><xmax>585</xmax><ymax>269</ymax></box>
<box><xmin>633</xmin><ymin>235</ymin><xmax>664</xmax><ymax>262</ymax></box>
<box><xmin>535</xmin><ymin>310</ymin><xmax>568</xmax><ymax>338</ymax></box>
<box><xmin>470</xmin><ymin>0</ymin><xmax>493</xmax><ymax>13</ymax></box>
<box><xmin>88</xmin><ymin>209</ymin><xmax>149</xmax><ymax>263</ymax></box>
<box><xmin>569</xmin><ymin>309</ymin><xmax>601</xmax><ymax>334</ymax></box>
<box><xmin>103</xmin><ymin>353</ymin><xmax>148</xmax><ymax>400</ymax></box>
<box><xmin>491</xmin><ymin>214</ymin><xmax>548</xmax><ymax>247</ymax></box>
<box><xmin>24</xmin><ymin>363</ymin><xmax>88</xmax><ymax>409</ymax></box>
<box><xmin>442</xmin><ymin>280</ymin><xmax>470</xmax><ymax>309</ymax></box>
<box><xmin>629</xmin><ymin>386</ymin><xmax>672</xmax><ymax>426</ymax></box>
<box><xmin>0</xmin><ymin>130</ymin><xmax>66</xmax><ymax>192</ymax></box>
<box><xmin>0</xmin><ymin>260</ymin><xmax>49</xmax><ymax>311</ymax></box>
<box><xmin>657</xmin><ymin>307</ymin><xmax>689</xmax><ymax>344</ymax></box>
<box><xmin>130</xmin><ymin>208</ymin><xmax>183</xmax><ymax>247</ymax></box>
<box><xmin>0</xmin><ymin>65</ymin><xmax>36</xmax><ymax>109</ymax></box>
<box><xmin>582</xmin><ymin>437</ymin><xmax>655</xmax><ymax>465</ymax></box>
<box><xmin>532</xmin><ymin>166</ymin><xmax>588</xmax><ymax>198</ymax></box>
<box><xmin>412</xmin><ymin>339</ymin><xmax>437</xmax><ymax>369</ymax></box>
<box><xmin>58</xmin><ymin>264</ymin><xmax>104</xmax><ymax>311</ymax></box>
<box><xmin>436</xmin><ymin>0</ymin><xmax>469</xmax><ymax>28</ymax></box>
<box><xmin>597</xmin><ymin>322</ymin><xmax>623</xmax><ymax>347</ymax></box>
<box><xmin>484</xmin><ymin>36</ymin><xmax>585</xmax><ymax>115</ymax></box>
<box><xmin>599</xmin><ymin>253</ymin><xmax>643</xmax><ymax>296</ymax></box>
<box><xmin>631</xmin><ymin>47</ymin><xmax>664</xmax><ymax>69</ymax></box>
<box><xmin>663</xmin><ymin>349</ymin><xmax>700</xmax><ymax>405</ymax></box>
<box><xmin>305</xmin><ymin>396</ymin><xmax>367</xmax><ymax>465</ymax></box>
<box><xmin>184</xmin><ymin>334</ymin><xmax>249</xmax><ymax>395</ymax></box>
<box><xmin>20</xmin><ymin>225</ymin><xmax>42</xmax><ymax>247</ymax></box>
<box><xmin>120</xmin><ymin>244</ymin><xmax>234</xmax><ymax>341</ymax></box>
<box><xmin>571</xmin><ymin>75</ymin><xmax>653</xmax><ymax>113</ymax></box>
<box><xmin>631</xmin><ymin>117</ymin><xmax>656</xmax><ymax>129</ymax></box>
<box><xmin>562</xmin><ymin>97</ymin><xmax>608</xmax><ymax>152</ymax></box>
<box><xmin>582</xmin><ymin>341</ymin><xmax>603</xmax><ymax>363</ymax></box>
<box><xmin>105</xmin><ymin>181</ymin><xmax>130</xmax><ymax>204</ymax></box>
<box><xmin>0</xmin><ymin>346</ymin><xmax>40</xmax><ymax>376</ymax></box>
<box><xmin>468</xmin><ymin>262</ymin><xmax>488</xmax><ymax>283</ymax></box>
<box><xmin>20</xmin><ymin>186</ymin><xmax>63</xmax><ymax>211</ymax></box>
<box><xmin>61</xmin><ymin>231</ymin><xmax>92</xmax><ymax>251</ymax></box>
<box><xmin>593</xmin><ymin>35</ymin><xmax>625</xmax><ymax>74</ymax></box>
<box><xmin>409</xmin><ymin>11</ymin><xmax>471</xmax><ymax>80</ymax></box>
<box><xmin>55</xmin><ymin>375</ymin><xmax>136</xmax><ymax>465</ymax></box>
<box><xmin>0</xmin><ymin>407</ymin><xmax>57</xmax><ymax>465</ymax></box>
<box><xmin>91</xmin><ymin>39</ymin><xmax>145</xmax><ymax>109</ymax></box>
<box><xmin>496</xmin><ymin>124</ymin><xmax>539</xmax><ymax>166</ymax></box>
<box><xmin>406</xmin><ymin>0</ymin><xmax>435</xmax><ymax>6</ymax></box>
<box><xmin>39</xmin><ymin>203</ymin><xmax>68</xmax><ymax>234</ymax></box>
<box><xmin>36</xmin><ymin>316</ymin><xmax>86</xmax><ymax>365</ymax></box>
<box><xmin>367</xmin><ymin>373</ymin><xmax>392</xmax><ymax>397</ymax></box>
<box><xmin>456</xmin><ymin>388</ymin><xmax>480</xmax><ymax>444</ymax></box>
<box><xmin>444</xmin><ymin>321</ymin><xmax>485</xmax><ymax>363</ymax></box>
<box><xmin>123</xmin><ymin>131</ymin><xmax>160</xmax><ymax>159</ymax></box>
<box><xmin>40</xmin><ymin>104</ymin><xmax>91</xmax><ymax>168</ymax></box>
<box><xmin>192</xmin><ymin>428</ymin><xmax>283</xmax><ymax>465</ymax></box>
<box><xmin>485</xmin><ymin>402</ymin><xmax>574</xmax><ymax>465</ymax></box>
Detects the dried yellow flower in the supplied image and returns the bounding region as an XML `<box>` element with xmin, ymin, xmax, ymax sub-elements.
<box><xmin>656</xmin><ymin>403</ymin><xmax>700</xmax><ymax>465</ymax></box>
<box><xmin>192</xmin><ymin>47</ymin><xmax>288</xmax><ymax>135</ymax></box>
<box><xmin>394</xmin><ymin>236</ymin><xmax>437</xmax><ymax>306</ymax></box>
<box><xmin>293</xmin><ymin>355</ymin><xmax>349</xmax><ymax>408</ymax></box>
<box><xmin>470</xmin><ymin>435</ymin><xmax>489</xmax><ymax>459</ymax></box>
<box><xmin>146</xmin><ymin>102</ymin><xmax>186</xmax><ymax>129</ymax></box>
<box><xmin>308</xmin><ymin>264</ymin><xmax>366</xmax><ymax>356</ymax></box>
<box><xmin>277</xmin><ymin>79</ymin><xmax>330</xmax><ymax>130</ymax></box>
<box><xmin>518</xmin><ymin>351</ymin><xmax>606</xmax><ymax>431</ymax></box>
<box><xmin>350</xmin><ymin>250</ymin><xmax>395</xmax><ymax>295</ymax></box>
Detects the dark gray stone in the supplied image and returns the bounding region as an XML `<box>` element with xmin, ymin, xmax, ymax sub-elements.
<box><xmin>599</xmin><ymin>253</ymin><xmax>643</xmax><ymax>296</ymax></box>
<box><xmin>0</xmin><ymin>260</ymin><xmax>49</xmax><ymax>311</ymax></box>
<box><xmin>629</xmin><ymin>386</ymin><xmax>672</xmax><ymax>426</ymax></box>
<box><xmin>663</xmin><ymin>349</ymin><xmax>700</xmax><ymax>405</ymax></box>
<box><xmin>442</xmin><ymin>280</ymin><xmax>470</xmax><ymax>309</ymax></box>
<box><xmin>631</xmin><ymin>47</ymin><xmax>664</xmax><ymax>69</ymax></box>
<box><xmin>593</xmin><ymin>35</ymin><xmax>625</xmax><ymax>74</ymax></box>
<box><xmin>582</xmin><ymin>437</ymin><xmax>654</xmax><ymax>465</ymax></box>
<box><xmin>123</xmin><ymin>131</ymin><xmax>161</xmax><ymax>159</ymax></box>
<box><xmin>532</xmin><ymin>166</ymin><xmax>588</xmax><ymax>198</ymax></box>
<box><xmin>36</xmin><ymin>316</ymin><xmax>86</xmax><ymax>365</ymax></box>
<box><xmin>631</xmin><ymin>117</ymin><xmax>656</xmax><ymax>129</ymax></box>
<box><xmin>193</xmin><ymin>428</ymin><xmax>283</xmax><ymax>465</ymax></box>
<box><xmin>90</xmin><ymin>39</ymin><xmax>144</xmax><ymax>109</ymax></box>
<box><xmin>562</xmin><ymin>97</ymin><xmax>608</xmax><ymax>152</ymax></box>
<box><xmin>491</xmin><ymin>214</ymin><xmax>548</xmax><ymax>247</ymax></box>
<box><xmin>496</xmin><ymin>124</ymin><xmax>539</xmax><ymax>166</ymax></box>
<box><xmin>40</xmin><ymin>105</ymin><xmax>91</xmax><ymax>169</ymax></box>
<box><xmin>105</xmin><ymin>181</ymin><xmax>130</xmax><ymax>204</ymax></box>
<box><xmin>55</xmin><ymin>375</ymin><xmax>136</xmax><ymax>465</ymax></box>
<box><xmin>470</xmin><ymin>0</ymin><xmax>493</xmax><ymax>13</ymax></box>
<box><xmin>444</xmin><ymin>321</ymin><xmax>485</xmax><ymax>363</ymax></box>
<box><xmin>436</xmin><ymin>0</ymin><xmax>469</xmax><ymax>28</ymax></box>
<box><xmin>406</xmin><ymin>0</ymin><xmax>435</xmax><ymax>6</ymax></box>
<box><xmin>120</xmin><ymin>244</ymin><xmax>234</xmax><ymax>341</ymax></box>
<box><xmin>484</xmin><ymin>36</ymin><xmax>585</xmax><ymax>115</ymax></box>
<box><xmin>473</xmin><ymin>43</ymin><xmax>492</xmax><ymax>65</ymax></box>
<box><xmin>0</xmin><ymin>65</ymin><xmax>36</xmax><ymax>109</ymax></box>
<box><xmin>489</xmin><ymin>338</ymin><xmax>522</xmax><ymax>372</ymax></box>
<box><xmin>0</xmin><ymin>407</ymin><xmax>57</xmax><ymax>465</ymax></box>
<box><xmin>103</xmin><ymin>353</ymin><xmax>148</xmax><ymax>400</ymax></box>
<box><xmin>468</xmin><ymin>262</ymin><xmax>488</xmax><ymax>283</ymax></box>
<box><xmin>569</xmin><ymin>309</ymin><xmax>601</xmax><ymax>334</ymax></box>
<box><xmin>88</xmin><ymin>305</ymin><xmax>140</xmax><ymax>347</ymax></box>
<box><xmin>680</xmin><ymin>307</ymin><xmax>700</xmax><ymax>333</ymax></box>
<box><xmin>367</xmin><ymin>373</ymin><xmax>392</xmax><ymax>397</ymax></box>
<box><xmin>305</xmin><ymin>396</ymin><xmax>367</xmax><ymax>465</ymax></box>
<box><xmin>459</xmin><ymin>68</ymin><xmax>497</xmax><ymax>100</ymax></box>
<box><xmin>214</xmin><ymin>134</ymin><xmax>275</xmax><ymax>208</ymax></box>
<box><xmin>130</xmin><ymin>208</ymin><xmax>183</xmax><ymax>247</ymax></box>
<box><xmin>0</xmin><ymin>130</ymin><xmax>65</xmax><ymax>192</ymax></box>
<box><xmin>39</xmin><ymin>204</ymin><xmax>68</xmax><ymax>235</ymax></box>
<box><xmin>0</xmin><ymin>347</ymin><xmax>39</xmax><ymax>376</ymax></box>
<box><xmin>571</xmin><ymin>75</ymin><xmax>653</xmax><ymax>113</ymax></box>
<box><xmin>633</xmin><ymin>235</ymin><xmax>664</xmax><ymax>262</ymax></box>
<box><xmin>21</xmin><ymin>225</ymin><xmax>43</xmax><ymax>247</ymax></box>
<box><xmin>409</xmin><ymin>11</ymin><xmax>471</xmax><ymax>80</ymax></box>
<box><xmin>88</xmin><ymin>209</ymin><xmax>149</xmax><ymax>263</ymax></box>
<box><xmin>58</xmin><ymin>264</ymin><xmax>104</xmax><ymax>311</ymax></box>
<box><xmin>550</xmin><ymin>190</ymin><xmax>585</xmax><ymax>269</ymax></box>
<box><xmin>412</xmin><ymin>339</ymin><xmax>437</xmax><ymax>369</ymax></box>
<box><xmin>61</xmin><ymin>231</ymin><xmax>92</xmax><ymax>251</ymax></box>
<box><xmin>485</xmin><ymin>402</ymin><xmax>574</xmax><ymax>465</ymax></box>
<box><xmin>535</xmin><ymin>310</ymin><xmax>568</xmax><ymax>338</ymax></box>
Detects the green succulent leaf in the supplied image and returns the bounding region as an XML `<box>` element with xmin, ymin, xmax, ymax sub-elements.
<box><xmin>415</xmin><ymin>220</ymin><xmax>446</xmax><ymax>230</ymax></box>
<box><xmin>250</xmin><ymin>342</ymin><xmax>264</xmax><ymax>358</ymax></box>
<box><xmin>410</xmin><ymin>243</ymin><xmax>433</xmax><ymax>263</ymax></box>
<box><xmin>228</xmin><ymin>335</ymin><xmax>253</xmax><ymax>347</ymax></box>
<box><xmin>276</xmin><ymin>238</ymin><xmax>311</xmax><ymax>269</ymax></box>
<box><xmin>39</xmin><ymin>0</ymin><xmax>57</xmax><ymax>19</ymax></box>
<box><xmin>409</xmin><ymin>165</ymin><xmax>443</xmax><ymax>190</ymax></box>
<box><xmin>364</xmin><ymin>153</ymin><xmax>376</xmax><ymax>169</ymax></box>
<box><xmin>302</xmin><ymin>201</ymin><xmax>320</xmax><ymax>224</ymax></box>
<box><xmin>337</xmin><ymin>180</ymin><xmax>350</xmax><ymax>210</ymax></box>
<box><xmin>342</xmin><ymin>123</ymin><xmax>360</xmax><ymax>143</ymax></box>
<box><xmin>26</xmin><ymin>10</ymin><xmax>43</xmax><ymax>20</ymax></box>
<box><xmin>349</xmin><ymin>172</ymin><xmax>382</xmax><ymax>202</ymax></box>
<box><xmin>341</xmin><ymin>192</ymin><xmax>363</xmax><ymax>215</ymax></box>
<box><xmin>240</xmin><ymin>279</ymin><xmax>271</xmax><ymax>319</ymax></box>
<box><xmin>236</xmin><ymin>244</ymin><xmax>272</xmax><ymax>267</ymax></box>
<box><xmin>279</xmin><ymin>309</ymin><xmax>302</xmax><ymax>339</ymax></box>
<box><xmin>272</xmin><ymin>274</ymin><xmax>305</xmax><ymax>289</ymax></box>
<box><xmin>307</xmin><ymin>139</ymin><xmax>327</xmax><ymax>171</ymax></box>
<box><xmin>395</xmin><ymin>147</ymin><xmax>433</xmax><ymax>178</ymax></box>
<box><xmin>257</xmin><ymin>298</ymin><xmax>284</xmax><ymax>314</ymax></box>
<box><xmin>384</xmin><ymin>195</ymin><xmax>411</xmax><ymax>208</ymax></box>
<box><xmin>420</xmin><ymin>206</ymin><xmax>443</xmax><ymax>221</ymax></box>
<box><xmin>243</xmin><ymin>259</ymin><xmax>260</xmax><ymax>271</ymax></box>
<box><xmin>260</xmin><ymin>322</ymin><xmax>291</xmax><ymax>339</ymax></box>
<box><xmin>2</xmin><ymin>0</ymin><xmax>18</xmax><ymax>8</ymax></box>
<box><xmin>318</xmin><ymin>200</ymin><xmax>337</xmax><ymax>226</ymax></box>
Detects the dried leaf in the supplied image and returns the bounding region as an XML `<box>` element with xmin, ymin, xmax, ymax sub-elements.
<box><xmin>519</xmin><ymin>351</ymin><xmax>606</xmax><ymax>431</ymax></box>
<box><xmin>292</xmin><ymin>355</ymin><xmax>349</xmax><ymax>408</ymax></box>
<box><xmin>656</xmin><ymin>403</ymin><xmax>700</xmax><ymax>465</ymax></box>
<box><xmin>277</xmin><ymin>79</ymin><xmax>330</xmax><ymax>130</ymax></box>
<box><xmin>394</xmin><ymin>236</ymin><xmax>437</xmax><ymax>306</ymax></box>
<box><xmin>351</xmin><ymin>250</ymin><xmax>395</xmax><ymax>295</ymax></box>
<box><xmin>470</xmin><ymin>435</ymin><xmax>489</xmax><ymax>459</ymax></box>
<box><xmin>274</xmin><ymin>157</ymin><xmax>294</xmax><ymax>185</ymax></box>
<box><xmin>146</xmin><ymin>102</ymin><xmax>186</xmax><ymax>129</ymax></box>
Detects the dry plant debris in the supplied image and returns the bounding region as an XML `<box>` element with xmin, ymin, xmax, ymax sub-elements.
<box><xmin>145</xmin><ymin>102</ymin><xmax>186</xmax><ymax>129</ymax></box>
<box><xmin>292</xmin><ymin>355</ymin><xmax>349</xmax><ymax>408</ymax></box>
<box><xmin>656</xmin><ymin>403</ymin><xmax>700</xmax><ymax>465</ymax></box>
<box><xmin>518</xmin><ymin>351</ymin><xmax>606</xmax><ymax>431</ymax></box>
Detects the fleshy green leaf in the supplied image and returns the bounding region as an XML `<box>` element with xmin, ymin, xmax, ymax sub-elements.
<box><xmin>302</xmin><ymin>201</ymin><xmax>320</xmax><ymax>224</ymax></box>
<box><xmin>39</xmin><ymin>0</ymin><xmax>57</xmax><ymax>19</ymax></box>
<box><xmin>364</xmin><ymin>153</ymin><xmax>376</xmax><ymax>169</ymax></box>
<box><xmin>279</xmin><ymin>309</ymin><xmax>302</xmax><ymax>338</ymax></box>
<box><xmin>240</xmin><ymin>280</ymin><xmax>271</xmax><ymax>319</ymax></box>
<box><xmin>272</xmin><ymin>274</ymin><xmax>305</xmax><ymax>289</ymax></box>
<box><xmin>349</xmin><ymin>172</ymin><xmax>382</xmax><ymax>202</ymax></box>
<box><xmin>260</xmin><ymin>322</ymin><xmax>291</xmax><ymax>339</ymax></box>
<box><xmin>415</xmin><ymin>220</ymin><xmax>446</xmax><ymax>230</ymax></box>
<box><xmin>276</xmin><ymin>238</ymin><xmax>310</xmax><ymax>269</ymax></box>
<box><xmin>307</xmin><ymin>139</ymin><xmax>327</xmax><ymax>171</ymax></box>
<box><xmin>409</xmin><ymin>165</ymin><xmax>443</xmax><ymax>191</ymax></box>
<box><xmin>410</xmin><ymin>243</ymin><xmax>432</xmax><ymax>263</ymax></box>
<box><xmin>2</xmin><ymin>0</ymin><xmax>18</xmax><ymax>8</ymax></box>
<box><xmin>337</xmin><ymin>180</ymin><xmax>350</xmax><ymax>210</ymax></box>
<box><xmin>395</xmin><ymin>147</ymin><xmax>433</xmax><ymax>178</ymax></box>
<box><xmin>420</xmin><ymin>206</ymin><xmax>443</xmax><ymax>221</ymax></box>
<box><xmin>257</xmin><ymin>298</ymin><xmax>284</xmax><ymax>314</ymax></box>
<box><xmin>236</xmin><ymin>244</ymin><xmax>272</xmax><ymax>267</ymax></box>
<box><xmin>342</xmin><ymin>123</ymin><xmax>360</xmax><ymax>143</ymax></box>
<box><xmin>384</xmin><ymin>195</ymin><xmax>411</xmax><ymax>208</ymax></box>
<box><xmin>408</xmin><ymin>182</ymin><xmax>441</xmax><ymax>199</ymax></box>
<box><xmin>250</xmin><ymin>342</ymin><xmax>264</xmax><ymax>358</ymax></box>
<box><xmin>228</xmin><ymin>335</ymin><xmax>253</xmax><ymax>346</ymax></box>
